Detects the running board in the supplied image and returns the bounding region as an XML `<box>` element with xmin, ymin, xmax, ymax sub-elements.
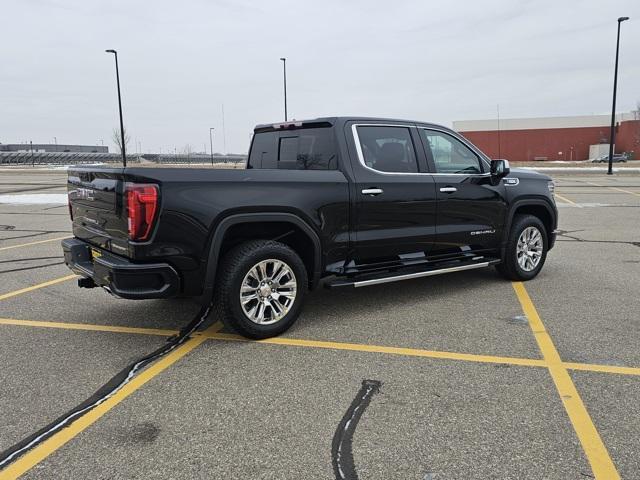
<box><xmin>326</xmin><ymin>259</ymin><xmax>500</xmax><ymax>289</ymax></box>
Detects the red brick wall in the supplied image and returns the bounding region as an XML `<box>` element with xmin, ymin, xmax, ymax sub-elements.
<box><xmin>616</xmin><ymin>120</ymin><xmax>640</xmax><ymax>154</ymax></box>
<box><xmin>459</xmin><ymin>120</ymin><xmax>639</xmax><ymax>161</ymax></box>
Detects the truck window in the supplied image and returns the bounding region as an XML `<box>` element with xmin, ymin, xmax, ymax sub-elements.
<box><xmin>355</xmin><ymin>126</ymin><xmax>418</xmax><ymax>173</ymax></box>
<box><xmin>420</xmin><ymin>129</ymin><xmax>482</xmax><ymax>174</ymax></box>
<box><xmin>248</xmin><ymin>128</ymin><xmax>337</xmax><ymax>170</ymax></box>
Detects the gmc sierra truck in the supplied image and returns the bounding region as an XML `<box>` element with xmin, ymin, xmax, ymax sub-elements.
<box><xmin>63</xmin><ymin>117</ymin><xmax>558</xmax><ymax>338</ymax></box>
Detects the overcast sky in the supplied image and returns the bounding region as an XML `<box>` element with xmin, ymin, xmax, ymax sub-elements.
<box><xmin>1</xmin><ymin>0</ymin><xmax>638</xmax><ymax>154</ymax></box>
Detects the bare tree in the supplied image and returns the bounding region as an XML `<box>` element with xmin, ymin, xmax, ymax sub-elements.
<box><xmin>111</xmin><ymin>127</ymin><xmax>131</xmax><ymax>154</ymax></box>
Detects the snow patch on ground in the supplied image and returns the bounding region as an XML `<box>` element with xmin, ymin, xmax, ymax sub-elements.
<box><xmin>0</xmin><ymin>194</ymin><xmax>68</xmax><ymax>205</ymax></box>
<box><xmin>50</xmin><ymin>163</ymin><xmax>106</xmax><ymax>170</ymax></box>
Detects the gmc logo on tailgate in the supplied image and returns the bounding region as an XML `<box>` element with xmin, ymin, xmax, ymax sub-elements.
<box><xmin>71</xmin><ymin>188</ymin><xmax>95</xmax><ymax>201</ymax></box>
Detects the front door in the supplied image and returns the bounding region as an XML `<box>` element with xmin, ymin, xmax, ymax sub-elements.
<box><xmin>347</xmin><ymin>123</ymin><xmax>437</xmax><ymax>268</ymax></box>
<box><xmin>418</xmin><ymin>128</ymin><xmax>507</xmax><ymax>257</ymax></box>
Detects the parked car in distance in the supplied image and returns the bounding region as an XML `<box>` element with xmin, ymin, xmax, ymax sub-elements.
<box><xmin>63</xmin><ymin>117</ymin><xmax>558</xmax><ymax>339</ymax></box>
<box><xmin>592</xmin><ymin>153</ymin><xmax>628</xmax><ymax>163</ymax></box>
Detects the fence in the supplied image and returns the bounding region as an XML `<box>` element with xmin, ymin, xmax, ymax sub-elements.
<box><xmin>0</xmin><ymin>152</ymin><xmax>247</xmax><ymax>166</ymax></box>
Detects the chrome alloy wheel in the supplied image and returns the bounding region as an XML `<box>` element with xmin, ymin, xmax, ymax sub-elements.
<box><xmin>239</xmin><ymin>259</ymin><xmax>297</xmax><ymax>325</ymax></box>
<box><xmin>517</xmin><ymin>226</ymin><xmax>543</xmax><ymax>272</ymax></box>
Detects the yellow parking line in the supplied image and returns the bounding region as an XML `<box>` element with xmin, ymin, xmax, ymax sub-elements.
<box><xmin>564</xmin><ymin>362</ymin><xmax>640</xmax><ymax>377</ymax></box>
<box><xmin>554</xmin><ymin>193</ymin><xmax>577</xmax><ymax>206</ymax></box>
<box><xmin>0</xmin><ymin>318</ymin><xmax>178</xmax><ymax>337</ymax></box>
<box><xmin>580</xmin><ymin>180</ymin><xmax>640</xmax><ymax>198</ymax></box>
<box><xmin>609</xmin><ymin>186</ymin><xmax>640</xmax><ymax>198</ymax></box>
<box><xmin>512</xmin><ymin>282</ymin><xmax>619</xmax><ymax>480</ymax></box>
<box><xmin>0</xmin><ymin>236</ymin><xmax>70</xmax><ymax>251</ymax></box>
<box><xmin>3</xmin><ymin>317</ymin><xmax>640</xmax><ymax>378</ymax></box>
<box><xmin>0</xmin><ymin>322</ymin><xmax>222</xmax><ymax>479</ymax></box>
<box><xmin>0</xmin><ymin>275</ymin><xmax>76</xmax><ymax>302</ymax></box>
<box><xmin>205</xmin><ymin>331</ymin><xmax>548</xmax><ymax>368</ymax></box>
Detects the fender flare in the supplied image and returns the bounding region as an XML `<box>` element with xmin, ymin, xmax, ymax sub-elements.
<box><xmin>501</xmin><ymin>198</ymin><xmax>557</xmax><ymax>251</ymax></box>
<box><xmin>202</xmin><ymin>212</ymin><xmax>322</xmax><ymax>299</ymax></box>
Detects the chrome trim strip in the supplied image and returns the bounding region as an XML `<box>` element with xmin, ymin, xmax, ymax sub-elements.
<box><xmin>352</xmin><ymin>261</ymin><xmax>491</xmax><ymax>288</ymax></box>
<box><xmin>351</xmin><ymin>123</ymin><xmax>492</xmax><ymax>177</ymax></box>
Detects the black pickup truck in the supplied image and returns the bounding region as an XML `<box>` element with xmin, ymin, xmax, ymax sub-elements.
<box><xmin>63</xmin><ymin>117</ymin><xmax>557</xmax><ymax>338</ymax></box>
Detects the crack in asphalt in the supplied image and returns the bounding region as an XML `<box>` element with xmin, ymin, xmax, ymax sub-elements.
<box><xmin>0</xmin><ymin>230</ymin><xmax>69</xmax><ymax>242</ymax></box>
<box><xmin>556</xmin><ymin>230</ymin><xmax>640</xmax><ymax>248</ymax></box>
<box><xmin>0</xmin><ymin>256</ymin><xmax>62</xmax><ymax>264</ymax></box>
<box><xmin>0</xmin><ymin>228</ymin><xmax>68</xmax><ymax>234</ymax></box>
<box><xmin>0</xmin><ymin>185</ymin><xmax>66</xmax><ymax>194</ymax></box>
<box><xmin>0</xmin><ymin>212</ymin><xmax>67</xmax><ymax>216</ymax></box>
<box><xmin>0</xmin><ymin>261</ymin><xmax>65</xmax><ymax>274</ymax></box>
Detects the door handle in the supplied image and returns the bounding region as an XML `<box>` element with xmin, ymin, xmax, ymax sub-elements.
<box><xmin>361</xmin><ymin>188</ymin><xmax>383</xmax><ymax>196</ymax></box>
<box><xmin>439</xmin><ymin>187</ymin><xmax>457</xmax><ymax>193</ymax></box>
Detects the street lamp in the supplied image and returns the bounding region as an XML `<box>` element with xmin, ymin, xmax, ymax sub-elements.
<box><xmin>105</xmin><ymin>49</ymin><xmax>127</xmax><ymax>167</ymax></box>
<box><xmin>607</xmin><ymin>16</ymin><xmax>630</xmax><ymax>175</ymax></box>
<box><xmin>209</xmin><ymin>127</ymin><xmax>215</xmax><ymax>165</ymax></box>
<box><xmin>280</xmin><ymin>57</ymin><xmax>288</xmax><ymax>121</ymax></box>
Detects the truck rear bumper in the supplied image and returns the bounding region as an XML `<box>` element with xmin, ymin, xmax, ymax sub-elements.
<box><xmin>62</xmin><ymin>238</ymin><xmax>180</xmax><ymax>299</ymax></box>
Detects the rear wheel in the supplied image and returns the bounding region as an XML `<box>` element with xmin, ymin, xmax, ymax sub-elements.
<box><xmin>496</xmin><ymin>214</ymin><xmax>548</xmax><ymax>281</ymax></box>
<box><xmin>215</xmin><ymin>240</ymin><xmax>307</xmax><ymax>339</ymax></box>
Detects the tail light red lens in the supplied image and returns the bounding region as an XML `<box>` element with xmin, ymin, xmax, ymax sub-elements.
<box><xmin>125</xmin><ymin>183</ymin><xmax>159</xmax><ymax>241</ymax></box>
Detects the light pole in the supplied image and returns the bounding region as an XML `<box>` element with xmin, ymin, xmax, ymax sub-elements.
<box><xmin>209</xmin><ymin>127</ymin><xmax>215</xmax><ymax>165</ymax></box>
<box><xmin>105</xmin><ymin>49</ymin><xmax>127</xmax><ymax>167</ymax></box>
<box><xmin>607</xmin><ymin>16</ymin><xmax>630</xmax><ymax>175</ymax></box>
<box><xmin>53</xmin><ymin>136</ymin><xmax>57</xmax><ymax>152</ymax></box>
<box><xmin>280</xmin><ymin>57</ymin><xmax>288</xmax><ymax>121</ymax></box>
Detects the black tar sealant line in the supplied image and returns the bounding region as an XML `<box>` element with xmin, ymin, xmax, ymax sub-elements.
<box><xmin>0</xmin><ymin>303</ymin><xmax>213</xmax><ymax>469</ymax></box>
<box><xmin>0</xmin><ymin>256</ymin><xmax>62</xmax><ymax>264</ymax></box>
<box><xmin>0</xmin><ymin>261</ymin><xmax>64</xmax><ymax>274</ymax></box>
<box><xmin>332</xmin><ymin>379</ymin><xmax>382</xmax><ymax>480</ymax></box>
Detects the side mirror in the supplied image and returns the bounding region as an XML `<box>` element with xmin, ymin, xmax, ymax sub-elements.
<box><xmin>490</xmin><ymin>159</ymin><xmax>510</xmax><ymax>178</ymax></box>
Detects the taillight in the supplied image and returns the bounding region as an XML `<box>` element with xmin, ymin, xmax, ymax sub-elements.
<box><xmin>125</xmin><ymin>183</ymin><xmax>159</xmax><ymax>241</ymax></box>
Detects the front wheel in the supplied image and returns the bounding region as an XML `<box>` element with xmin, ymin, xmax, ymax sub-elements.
<box><xmin>215</xmin><ymin>240</ymin><xmax>307</xmax><ymax>339</ymax></box>
<box><xmin>496</xmin><ymin>214</ymin><xmax>548</xmax><ymax>281</ymax></box>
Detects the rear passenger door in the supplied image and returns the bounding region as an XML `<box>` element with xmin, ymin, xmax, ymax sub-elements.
<box><xmin>418</xmin><ymin>128</ymin><xmax>507</xmax><ymax>257</ymax></box>
<box><xmin>347</xmin><ymin>123</ymin><xmax>437</xmax><ymax>267</ymax></box>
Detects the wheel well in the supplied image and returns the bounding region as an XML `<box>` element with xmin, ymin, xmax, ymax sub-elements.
<box><xmin>217</xmin><ymin>221</ymin><xmax>316</xmax><ymax>286</ymax></box>
<box><xmin>513</xmin><ymin>205</ymin><xmax>553</xmax><ymax>241</ymax></box>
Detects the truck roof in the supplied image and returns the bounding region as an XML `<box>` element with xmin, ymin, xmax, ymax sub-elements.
<box><xmin>253</xmin><ymin>117</ymin><xmax>454</xmax><ymax>133</ymax></box>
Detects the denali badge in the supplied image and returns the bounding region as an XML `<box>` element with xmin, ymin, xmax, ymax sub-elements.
<box><xmin>470</xmin><ymin>229</ymin><xmax>495</xmax><ymax>236</ymax></box>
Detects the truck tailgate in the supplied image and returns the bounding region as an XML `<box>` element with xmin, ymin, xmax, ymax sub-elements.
<box><xmin>68</xmin><ymin>168</ymin><xmax>130</xmax><ymax>256</ymax></box>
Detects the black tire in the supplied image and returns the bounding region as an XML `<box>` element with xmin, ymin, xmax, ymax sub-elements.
<box><xmin>215</xmin><ymin>240</ymin><xmax>307</xmax><ymax>339</ymax></box>
<box><xmin>496</xmin><ymin>214</ymin><xmax>548</xmax><ymax>281</ymax></box>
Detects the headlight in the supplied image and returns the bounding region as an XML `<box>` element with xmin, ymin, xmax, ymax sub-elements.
<box><xmin>547</xmin><ymin>181</ymin><xmax>555</xmax><ymax>196</ymax></box>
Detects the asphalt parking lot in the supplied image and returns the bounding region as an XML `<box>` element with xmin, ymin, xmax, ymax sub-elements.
<box><xmin>0</xmin><ymin>169</ymin><xmax>639</xmax><ymax>480</ymax></box>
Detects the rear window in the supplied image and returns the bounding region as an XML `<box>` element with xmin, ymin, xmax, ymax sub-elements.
<box><xmin>248</xmin><ymin>128</ymin><xmax>337</xmax><ymax>170</ymax></box>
